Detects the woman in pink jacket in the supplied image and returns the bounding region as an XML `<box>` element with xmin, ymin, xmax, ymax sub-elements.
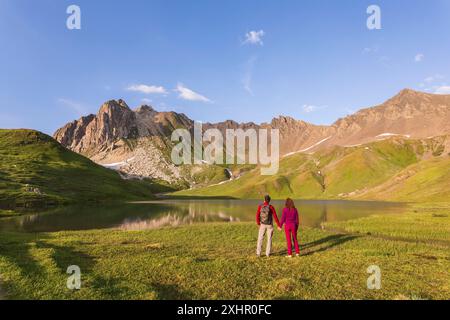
<box><xmin>280</xmin><ymin>198</ymin><xmax>300</xmax><ymax>257</ymax></box>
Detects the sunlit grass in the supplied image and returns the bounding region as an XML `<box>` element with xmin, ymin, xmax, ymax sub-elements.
<box><xmin>325</xmin><ymin>203</ymin><xmax>450</xmax><ymax>244</ymax></box>
<box><xmin>0</xmin><ymin>207</ymin><xmax>449</xmax><ymax>300</ymax></box>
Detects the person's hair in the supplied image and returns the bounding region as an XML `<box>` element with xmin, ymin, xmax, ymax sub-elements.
<box><xmin>264</xmin><ymin>194</ymin><xmax>271</xmax><ymax>203</ymax></box>
<box><xmin>285</xmin><ymin>198</ymin><xmax>295</xmax><ymax>209</ymax></box>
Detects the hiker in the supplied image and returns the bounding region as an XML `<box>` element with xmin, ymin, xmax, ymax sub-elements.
<box><xmin>280</xmin><ymin>198</ymin><xmax>300</xmax><ymax>257</ymax></box>
<box><xmin>256</xmin><ymin>195</ymin><xmax>281</xmax><ymax>257</ymax></box>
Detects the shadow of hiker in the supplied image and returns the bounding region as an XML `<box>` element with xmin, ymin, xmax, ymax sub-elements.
<box><xmin>271</xmin><ymin>234</ymin><xmax>359</xmax><ymax>257</ymax></box>
<box><xmin>0</xmin><ymin>232</ymin><xmax>99</xmax><ymax>299</ymax></box>
<box><xmin>0</xmin><ymin>233</ymin><xmax>48</xmax><ymax>295</ymax></box>
<box><xmin>300</xmin><ymin>234</ymin><xmax>359</xmax><ymax>256</ymax></box>
<box><xmin>35</xmin><ymin>240</ymin><xmax>96</xmax><ymax>275</ymax></box>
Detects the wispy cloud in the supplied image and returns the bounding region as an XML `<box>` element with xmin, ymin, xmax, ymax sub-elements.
<box><xmin>126</xmin><ymin>84</ymin><xmax>167</xmax><ymax>94</ymax></box>
<box><xmin>434</xmin><ymin>85</ymin><xmax>450</xmax><ymax>94</ymax></box>
<box><xmin>418</xmin><ymin>74</ymin><xmax>446</xmax><ymax>92</ymax></box>
<box><xmin>302</xmin><ymin>104</ymin><xmax>328</xmax><ymax>113</ymax></box>
<box><xmin>175</xmin><ymin>83</ymin><xmax>211</xmax><ymax>103</ymax></box>
<box><xmin>141</xmin><ymin>98</ymin><xmax>152</xmax><ymax>104</ymax></box>
<box><xmin>302</xmin><ymin>105</ymin><xmax>317</xmax><ymax>113</ymax></box>
<box><xmin>242</xmin><ymin>56</ymin><xmax>257</xmax><ymax>95</ymax></box>
<box><xmin>424</xmin><ymin>74</ymin><xmax>444</xmax><ymax>83</ymax></box>
<box><xmin>362</xmin><ymin>45</ymin><xmax>390</xmax><ymax>67</ymax></box>
<box><xmin>57</xmin><ymin>98</ymin><xmax>89</xmax><ymax>116</ymax></box>
<box><xmin>414</xmin><ymin>53</ymin><xmax>425</xmax><ymax>62</ymax></box>
<box><xmin>243</xmin><ymin>30</ymin><xmax>265</xmax><ymax>46</ymax></box>
<box><xmin>362</xmin><ymin>45</ymin><xmax>379</xmax><ymax>54</ymax></box>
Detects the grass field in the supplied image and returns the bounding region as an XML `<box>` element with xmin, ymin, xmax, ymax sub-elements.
<box><xmin>324</xmin><ymin>204</ymin><xmax>450</xmax><ymax>244</ymax></box>
<box><xmin>0</xmin><ymin>203</ymin><xmax>449</xmax><ymax>300</ymax></box>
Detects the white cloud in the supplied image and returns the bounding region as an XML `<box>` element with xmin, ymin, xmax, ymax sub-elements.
<box><xmin>434</xmin><ymin>85</ymin><xmax>450</xmax><ymax>94</ymax></box>
<box><xmin>175</xmin><ymin>84</ymin><xmax>211</xmax><ymax>103</ymax></box>
<box><xmin>243</xmin><ymin>30</ymin><xmax>265</xmax><ymax>46</ymax></box>
<box><xmin>57</xmin><ymin>98</ymin><xmax>89</xmax><ymax>116</ymax></box>
<box><xmin>126</xmin><ymin>84</ymin><xmax>167</xmax><ymax>94</ymax></box>
<box><xmin>414</xmin><ymin>53</ymin><xmax>425</xmax><ymax>62</ymax></box>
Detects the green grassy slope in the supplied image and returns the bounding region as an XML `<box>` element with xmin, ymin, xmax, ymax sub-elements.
<box><xmin>357</xmin><ymin>157</ymin><xmax>450</xmax><ymax>202</ymax></box>
<box><xmin>0</xmin><ymin>129</ymin><xmax>161</xmax><ymax>208</ymax></box>
<box><xmin>173</xmin><ymin>137</ymin><xmax>449</xmax><ymax>201</ymax></box>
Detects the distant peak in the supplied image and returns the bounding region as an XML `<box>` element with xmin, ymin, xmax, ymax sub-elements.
<box><xmin>397</xmin><ymin>88</ymin><xmax>426</xmax><ymax>96</ymax></box>
<box><xmin>395</xmin><ymin>88</ymin><xmax>436</xmax><ymax>98</ymax></box>
<box><xmin>135</xmin><ymin>105</ymin><xmax>156</xmax><ymax>113</ymax></box>
<box><xmin>399</xmin><ymin>88</ymin><xmax>417</xmax><ymax>94</ymax></box>
<box><xmin>271</xmin><ymin>115</ymin><xmax>306</xmax><ymax>125</ymax></box>
<box><xmin>383</xmin><ymin>88</ymin><xmax>435</xmax><ymax>106</ymax></box>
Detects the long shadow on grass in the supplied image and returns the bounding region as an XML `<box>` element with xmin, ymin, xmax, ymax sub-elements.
<box><xmin>34</xmin><ymin>240</ymin><xmax>136</xmax><ymax>298</ymax></box>
<box><xmin>35</xmin><ymin>240</ymin><xmax>96</xmax><ymax>275</ymax></box>
<box><xmin>0</xmin><ymin>233</ymin><xmax>48</xmax><ymax>293</ymax></box>
<box><xmin>272</xmin><ymin>234</ymin><xmax>359</xmax><ymax>257</ymax></box>
<box><xmin>0</xmin><ymin>233</ymin><xmax>100</xmax><ymax>298</ymax></box>
<box><xmin>300</xmin><ymin>234</ymin><xmax>359</xmax><ymax>256</ymax></box>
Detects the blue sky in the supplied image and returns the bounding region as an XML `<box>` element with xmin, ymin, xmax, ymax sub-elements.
<box><xmin>1</xmin><ymin>0</ymin><xmax>450</xmax><ymax>135</ymax></box>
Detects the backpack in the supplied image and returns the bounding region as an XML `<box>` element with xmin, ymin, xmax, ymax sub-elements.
<box><xmin>260</xmin><ymin>204</ymin><xmax>273</xmax><ymax>225</ymax></box>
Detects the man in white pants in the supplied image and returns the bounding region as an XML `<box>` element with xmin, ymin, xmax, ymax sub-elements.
<box><xmin>256</xmin><ymin>195</ymin><xmax>281</xmax><ymax>257</ymax></box>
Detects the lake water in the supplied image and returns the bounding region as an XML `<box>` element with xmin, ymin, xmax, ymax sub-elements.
<box><xmin>0</xmin><ymin>200</ymin><xmax>407</xmax><ymax>233</ymax></box>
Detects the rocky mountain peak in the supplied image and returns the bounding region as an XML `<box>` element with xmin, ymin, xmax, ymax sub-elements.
<box><xmin>384</xmin><ymin>88</ymin><xmax>434</xmax><ymax>107</ymax></box>
<box><xmin>270</xmin><ymin>116</ymin><xmax>308</xmax><ymax>128</ymax></box>
<box><xmin>98</xmin><ymin>99</ymin><xmax>131</xmax><ymax>115</ymax></box>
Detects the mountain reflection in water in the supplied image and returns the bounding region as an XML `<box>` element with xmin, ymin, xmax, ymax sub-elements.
<box><xmin>0</xmin><ymin>199</ymin><xmax>406</xmax><ymax>233</ymax></box>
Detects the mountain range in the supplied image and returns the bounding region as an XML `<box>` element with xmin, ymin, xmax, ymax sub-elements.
<box><xmin>53</xmin><ymin>89</ymin><xmax>450</xmax><ymax>194</ymax></box>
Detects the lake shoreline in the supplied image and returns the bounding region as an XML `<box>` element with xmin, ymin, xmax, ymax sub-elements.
<box><xmin>0</xmin><ymin>199</ymin><xmax>409</xmax><ymax>233</ymax></box>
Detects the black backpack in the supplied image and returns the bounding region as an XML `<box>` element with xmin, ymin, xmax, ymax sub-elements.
<box><xmin>260</xmin><ymin>204</ymin><xmax>273</xmax><ymax>225</ymax></box>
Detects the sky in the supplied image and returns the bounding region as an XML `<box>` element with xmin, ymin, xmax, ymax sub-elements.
<box><xmin>1</xmin><ymin>0</ymin><xmax>450</xmax><ymax>135</ymax></box>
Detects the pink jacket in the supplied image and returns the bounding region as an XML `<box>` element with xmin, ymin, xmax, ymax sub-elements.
<box><xmin>280</xmin><ymin>207</ymin><xmax>299</xmax><ymax>227</ymax></box>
